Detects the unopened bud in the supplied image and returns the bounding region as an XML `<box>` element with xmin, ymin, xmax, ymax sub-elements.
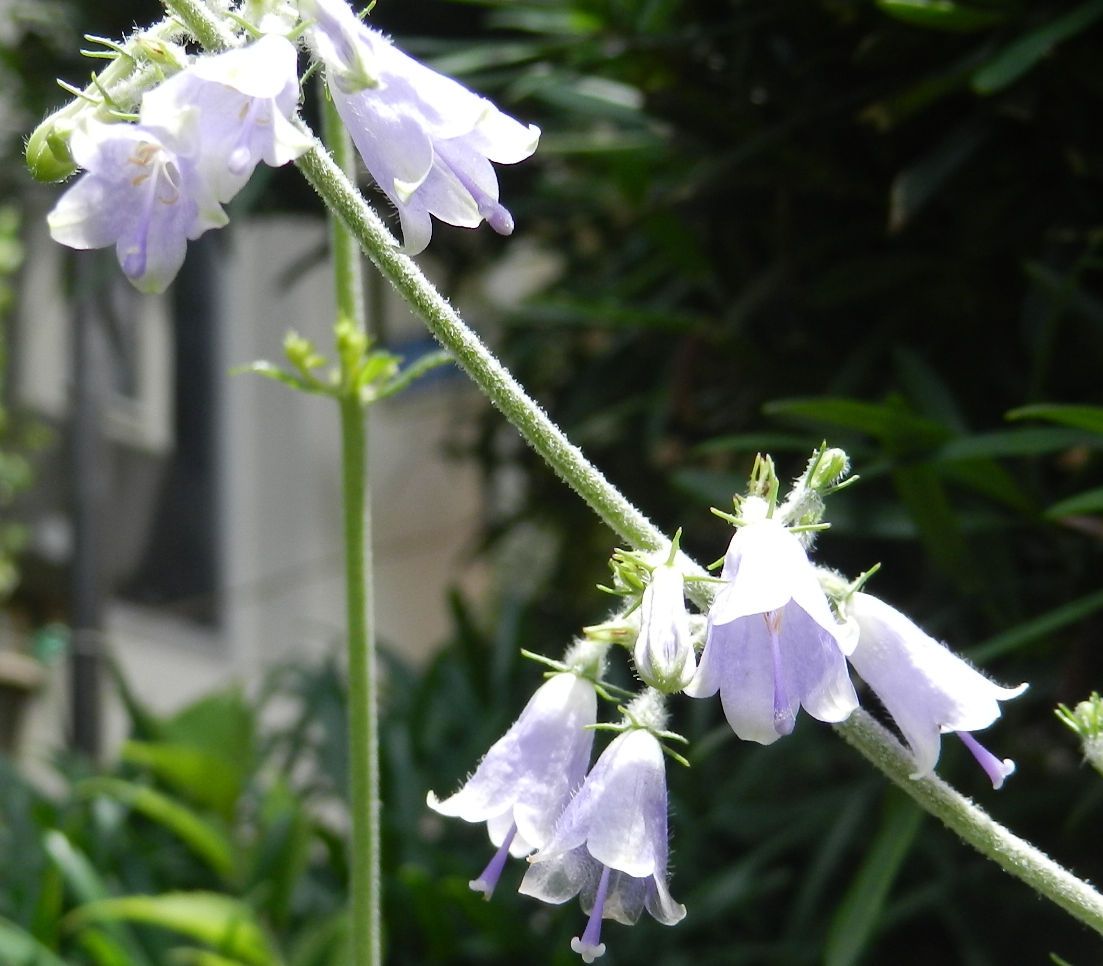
<box><xmin>25</xmin><ymin>116</ymin><xmax>77</xmax><ymax>182</ymax></box>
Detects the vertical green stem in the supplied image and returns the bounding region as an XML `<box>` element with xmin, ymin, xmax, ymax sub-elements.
<box><xmin>340</xmin><ymin>393</ymin><xmax>378</xmax><ymax>965</ymax></box>
<box><xmin>322</xmin><ymin>92</ymin><xmax>379</xmax><ymax>965</ymax></box>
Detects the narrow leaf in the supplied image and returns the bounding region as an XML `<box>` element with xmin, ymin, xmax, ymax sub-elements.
<box><xmin>972</xmin><ymin>589</ymin><xmax>1103</xmax><ymax>661</ymax></box>
<box><xmin>1045</xmin><ymin>486</ymin><xmax>1103</xmax><ymax>518</ymax></box>
<box><xmin>76</xmin><ymin>778</ymin><xmax>237</xmax><ymax>880</ymax></box>
<box><xmin>972</xmin><ymin>0</ymin><xmax>1103</xmax><ymax>93</ymax></box>
<box><xmin>67</xmin><ymin>894</ymin><xmax>275</xmax><ymax>966</ymax></box>
<box><xmin>1006</xmin><ymin>404</ymin><xmax>1103</xmax><ymax>435</ymax></box>
<box><xmin>0</xmin><ymin>916</ymin><xmax>66</xmax><ymax>966</ymax></box>
<box><xmin>824</xmin><ymin>792</ymin><xmax>924</xmax><ymax>966</ymax></box>
<box><xmin>877</xmin><ymin>0</ymin><xmax>1008</xmax><ymax>31</ymax></box>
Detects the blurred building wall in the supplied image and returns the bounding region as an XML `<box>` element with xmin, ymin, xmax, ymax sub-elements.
<box><xmin>11</xmin><ymin>212</ymin><xmax>488</xmax><ymax>765</ymax></box>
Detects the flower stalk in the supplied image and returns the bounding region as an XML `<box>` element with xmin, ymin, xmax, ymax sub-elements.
<box><xmin>323</xmin><ymin>90</ymin><xmax>380</xmax><ymax>965</ymax></box>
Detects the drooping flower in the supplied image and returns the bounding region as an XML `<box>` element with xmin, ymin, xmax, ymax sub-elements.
<box><xmin>140</xmin><ymin>34</ymin><xmax>312</xmax><ymax>202</ymax></box>
<box><xmin>844</xmin><ymin>591</ymin><xmax>1027</xmax><ymax>788</ymax></box>
<box><xmin>634</xmin><ymin>563</ymin><xmax>696</xmax><ymax>693</ymax></box>
<box><xmin>427</xmin><ymin>670</ymin><xmax>596</xmax><ymax>899</ymax></box>
<box><xmin>301</xmin><ymin>0</ymin><xmax>540</xmax><ymax>253</ymax></box>
<box><xmin>47</xmin><ymin>115</ymin><xmax>227</xmax><ymax>294</ymax></box>
<box><xmin>685</xmin><ymin>514</ymin><xmax>858</xmax><ymax>744</ymax></box>
<box><xmin>520</xmin><ymin>719</ymin><xmax>685</xmax><ymax>964</ymax></box>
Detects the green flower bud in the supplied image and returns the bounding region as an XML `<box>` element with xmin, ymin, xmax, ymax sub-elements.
<box><xmin>25</xmin><ymin>116</ymin><xmax>77</xmax><ymax>182</ymax></box>
<box><xmin>809</xmin><ymin>447</ymin><xmax>850</xmax><ymax>491</ymax></box>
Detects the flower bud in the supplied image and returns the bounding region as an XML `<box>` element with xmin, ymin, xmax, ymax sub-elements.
<box><xmin>809</xmin><ymin>447</ymin><xmax>850</xmax><ymax>491</ymax></box>
<box><xmin>26</xmin><ymin>116</ymin><xmax>78</xmax><ymax>182</ymax></box>
<box><xmin>634</xmin><ymin>564</ymin><xmax>695</xmax><ymax>693</ymax></box>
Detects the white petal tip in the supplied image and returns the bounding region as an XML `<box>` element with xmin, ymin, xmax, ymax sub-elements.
<box><xmin>425</xmin><ymin>790</ymin><xmax>442</xmax><ymax>810</ymax></box>
<box><xmin>991</xmin><ymin>758</ymin><xmax>1016</xmax><ymax>791</ymax></box>
<box><xmin>570</xmin><ymin>938</ymin><xmax>606</xmax><ymax>963</ymax></box>
<box><xmin>468</xmin><ymin>878</ymin><xmax>492</xmax><ymax>899</ymax></box>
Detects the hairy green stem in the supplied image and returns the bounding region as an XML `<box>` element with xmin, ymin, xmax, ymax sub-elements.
<box><xmin>161</xmin><ymin>0</ymin><xmax>237</xmax><ymax>51</ymax></box>
<box><xmin>836</xmin><ymin>710</ymin><xmax>1103</xmax><ymax>934</ymax></box>
<box><xmin>292</xmin><ymin>129</ymin><xmax>666</xmax><ymax>557</ymax></box>
<box><xmin>322</xmin><ymin>95</ymin><xmax>379</xmax><ymax>965</ymax></box>
<box><xmin>291</xmin><ymin>124</ymin><xmax>1103</xmax><ymax>937</ymax></box>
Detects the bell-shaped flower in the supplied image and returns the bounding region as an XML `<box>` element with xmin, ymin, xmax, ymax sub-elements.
<box><xmin>140</xmin><ymin>34</ymin><xmax>312</xmax><ymax>202</ymax></box>
<box><xmin>427</xmin><ymin>671</ymin><xmax>596</xmax><ymax>899</ymax></box>
<box><xmin>634</xmin><ymin>564</ymin><xmax>696</xmax><ymax>693</ymax></box>
<box><xmin>47</xmin><ymin>115</ymin><xmax>227</xmax><ymax>294</ymax></box>
<box><xmin>301</xmin><ymin>0</ymin><xmax>540</xmax><ymax>253</ymax></box>
<box><xmin>520</xmin><ymin>725</ymin><xmax>685</xmax><ymax>964</ymax></box>
<box><xmin>685</xmin><ymin>517</ymin><xmax>858</xmax><ymax>744</ymax></box>
<box><xmin>845</xmin><ymin>591</ymin><xmax>1027</xmax><ymax>788</ymax></box>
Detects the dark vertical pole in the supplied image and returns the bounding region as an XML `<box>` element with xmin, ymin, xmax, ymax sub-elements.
<box><xmin>70</xmin><ymin>252</ymin><xmax>106</xmax><ymax>760</ymax></box>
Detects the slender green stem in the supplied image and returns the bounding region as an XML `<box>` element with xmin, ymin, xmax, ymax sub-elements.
<box><xmin>322</xmin><ymin>93</ymin><xmax>378</xmax><ymax>965</ymax></box>
<box><xmin>291</xmin><ymin>122</ymin><xmax>1103</xmax><ymax>938</ymax></box>
<box><xmin>339</xmin><ymin>393</ymin><xmax>379</xmax><ymax>965</ymax></box>
<box><xmin>836</xmin><ymin>710</ymin><xmax>1103</xmax><ymax>934</ymax></box>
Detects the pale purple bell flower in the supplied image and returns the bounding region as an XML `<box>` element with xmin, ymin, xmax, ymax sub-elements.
<box><xmin>846</xmin><ymin>591</ymin><xmax>1027</xmax><ymax>788</ymax></box>
<box><xmin>301</xmin><ymin>0</ymin><xmax>540</xmax><ymax>253</ymax></box>
<box><xmin>140</xmin><ymin>34</ymin><xmax>312</xmax><ymax>202</ymax></box>
<box><xmin>520</xmin><ymin>727</ymin><xmax>685</xmax><ymax>963</ymax></box>
<box><xmin>685</xmin><ymin>517</ymin><xmax>858</xmax><ymax>744</ymax></box>
<box><xmin>47</xmin><ymin>115</ymin><xmax>227</xmax><ymax>294</ymax></box>
<box><xmin>634</xmin><ymin>563</ymin><xmax>696</xmax><ymax>693</ymax></box>
<box><xmin>427</xmin><ymin>671</ymin><xmax>596</xmax><ymax>899</ymax></box>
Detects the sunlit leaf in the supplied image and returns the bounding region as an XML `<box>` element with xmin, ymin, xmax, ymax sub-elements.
<box><xmin>67</xmin><ymin>894</ymin><xmax>275</xmax><ymax>966</ymax></box>
<box><xmin>76</xmin><ymin>778</ymin><xmax>237</xmax><ymax>880</ymax></box>
<box><xmin>0</xmin><ymin>915</ymin><xmax>66</xmax><ymax>966</ymax></box>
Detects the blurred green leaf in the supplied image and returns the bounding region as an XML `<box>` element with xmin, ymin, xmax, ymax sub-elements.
<box><xmin>824</xmin><ymin>792</ymin><xmax>924</xmax><ymax>966</ymax></box>
<box><xmin>167</xmin><ymin>947</ymin><xmax>256</xmax><ymax>966</ymax></box>
<box><xmin>764</xmin><ymin>397</ymin><xmax>950</xmax><ymax>447</ymax></box>
<box><xmin>67</xmin><ymin>894</ymin><xmax>276</xmax><ymax>966</ymax></box>
<box><xmin>245</xmin><ymin>781</ymin><xmax>310</xmax><ymax>926</ymax></box>
<box><xmin>42</xmin><ymin>832</ymin><xmax>154</xmax><ymax>966</ymax></box>
<box><xmin>934</xmin><ymin>427</ymin><xmax>1103</xmax><ymax>460</ymax></box>
<box><xmin>0</xmin><ymin>915</ymin><xmax>66</xmax><ymax>966</ymax></box>
<box><xmin>76</xmin><ymin>778</ymin><xmax>237</xmax><ymax>881</ymax></box>
<box><xmin>972</xmin><ymin>589</ymin><xmax>1103</xmax><ymax>661</ymax></box>
<box><xmin>1006</xmin><ymin>404</ymin><xmax>1103</xmax><ymax>435</ymax></box>
<box><xmin>972</xmin><ymin>0</ymin><xmax>1103</xmax><ymax>93</ymax></box>
<box><xmin>877</xmin><ymin>0</ymin><xmax>1009</xmax><ymax>32</ymax></box>
<box><xmin>121</xmin><ymin>742</ymin><xmax>244</xmax><ymax>822</ymax></box>
<box><xmin>1045</xmin><ymin>486</ymin><xmax>1103</xmax><ymax>518</ymax></box>
<box><xmin>888</xmin><ymin>120</ymin><xmax>990</xmax><ymax>233</ymax></box>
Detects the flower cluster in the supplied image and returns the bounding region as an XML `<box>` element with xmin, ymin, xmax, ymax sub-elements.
<box><xmin>301</xmin><ymin>0</ymin><xmax>539</xmax><ymax>253</ymax></box>
<box><xmin>429</xmin><ymin>446</ymin><xmax>1027</xmax><ymax>959</ymax></box>
<box><xmin>41</xmin><ymin>0</ymin><xmax>540</xmax><ymax>288</ymax></box>
<box><xmin>47</xmin><ymin>35</ymin><xmax>310</xmax><ymax>293</ymax></box>
<box><xmin>428</xmin><ymin>645</ymin><xmax>685</xmax><ymax>962</ymax></box>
